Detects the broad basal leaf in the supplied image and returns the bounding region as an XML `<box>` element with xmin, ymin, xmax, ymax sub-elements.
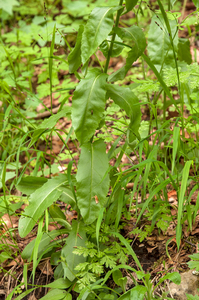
<box><xmin>68</xmin><ymin>25</ymin><xmax>84</xmax><ymax>73</ymax></box>
<box><xmin>109</xmin><ymin>26</ymin><xmax>146</xmax><ymax>82</ymax></box>
<box><xmin>81</xmin><ymin>6</ymin><xmax>119</xmax><ymax>65</ymax></box>
<box><xmin>61</xmin><ymin>220</ymin><xmax>87</xmax><ymax>281</ymax></box>
<box><xmin>76</xmin><ymin>139</ymin><xmax>109</xmax><ymax>224</ymax></box>
<box><xmin>72</xmin><ymin>70</ymin><xmax>107</xmax><ymax>145</ymax></box>
<box><xmin>18</xmin><ymin>174</ymin><xmax>68</xmax><ymax>238</ymax></box>
<box><xmin>147</xmin><ymin>13</ymin><xmax>178</xmax><ymax>68</ymax></box>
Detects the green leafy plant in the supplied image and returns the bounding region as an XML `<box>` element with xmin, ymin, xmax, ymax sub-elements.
<box><xmin>5</xmin><ymin>1</ymin><xmax>147</xmax><ymax>298</ymax></box>
<box><xmin>2</xmin><ymin>0</ymin><xmax>199</xmax><ymax>299</ymax></box>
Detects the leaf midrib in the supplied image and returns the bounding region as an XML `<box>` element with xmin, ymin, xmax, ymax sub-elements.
<box><xmin>83</xmin><ymin>7</ymin><xmax>113</xmax><ymax>62</ymax></box>
<box><xmin>80</xmin><ymin>74</ymin><xmax>101</xmax><ymax>143</ymax></box>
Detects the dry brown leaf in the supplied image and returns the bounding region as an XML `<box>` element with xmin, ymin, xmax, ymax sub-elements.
<box><xmin>147</xmin><ymin>246</ymin><xmax>158</xmax><ymax>253</ymax></box>
<box><xmin>171</xmin><ymin>209</ymin><xmax>177</xmax><ymax>216</ymax></box>
<box><xmin>191</xmin><ymin>228</ymin><xmax>199</xmax><ymax>235</ymax></box>
<box><xmin>37</xmin><ymin>259</ymin><xmax>53</xmax><ymax>275</ymax></box>
<box><xmin>29</xmin><ymin>295</ymin><xmax>37</xmax><ymax>300</ymax></box>
<box><xmin>1</xmin><ymin>214</ymin><xmax>18</xmax><ymax>229</ymax></box>
<box><xmin>167</xmin><ymin>190</ymin><xmax>177</xmax><ymax>198</ymax></box>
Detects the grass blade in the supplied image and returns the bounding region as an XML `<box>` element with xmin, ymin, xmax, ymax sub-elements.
<box><xmin>176</xmin><ymin>160</ymin><xmax>192</xmax><ymax>249</ymax></box>
<box><xmin>172</xmin><ymin>126</ymin><xmax>180</xmax><ymax>174</ymax></box>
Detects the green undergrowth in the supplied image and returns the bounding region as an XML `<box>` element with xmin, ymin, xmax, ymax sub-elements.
<box><xmin>1</xmin><ymin>0</ymin><xmax>199</xmax><ymax>299</ymax></box>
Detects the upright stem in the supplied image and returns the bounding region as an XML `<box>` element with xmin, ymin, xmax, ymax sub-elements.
<box><xmin>104</xmin><ymin>0</ymin><xmax>124</xmax><ymax>73</ymax></box>
<box><xmin>180</xmin><ymin>0</ymin><xmax>188</xmax><ymax>23</ymax></box>
<box><xmin>168</xmin><ymin>0</ymin><xmax>171</xmax><ymax>11</ymax></box>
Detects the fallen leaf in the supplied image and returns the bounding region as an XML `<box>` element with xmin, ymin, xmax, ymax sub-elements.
<box><xmin>37</xmin><ymin>259</ymin><xmax>53</xmax><ymax>275</ymax></box>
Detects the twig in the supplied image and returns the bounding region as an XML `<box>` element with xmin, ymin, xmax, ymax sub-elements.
<box><xmin>28</xmin><ymin>106</ymin><xmax>60</xmax><ymax>120</ymax></box>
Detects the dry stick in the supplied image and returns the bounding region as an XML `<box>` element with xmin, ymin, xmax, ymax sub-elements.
<box><xmin>27</xmin><ymin>106</ymin><xmax>60</xmax><ymax>120</ymax></box>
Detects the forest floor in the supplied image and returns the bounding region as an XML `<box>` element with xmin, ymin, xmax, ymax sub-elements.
<box><xmin>1</xmin><ymin>1</ymin><xmax>199</xmax><ymax>299</ymax></box>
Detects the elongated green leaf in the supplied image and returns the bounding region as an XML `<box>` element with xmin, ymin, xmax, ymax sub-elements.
<box><xmin>110</xmin><ymin>231</ymin><xmax>143</xmax><ymax>271</ymax></box>
<box><xmin>108</xmin><ymin>66</ymin><xmax>126</xmax><ymax>82</ymax></box>
<box><xmin>81</xmin><ymin>6</ymin><xmax>118</xmax><ymax>64</ymax></box>
<box><xmin>29</xmin><ymin>106</ymin><xmax>71</xmax><ymax>148</ymax></box>
<box><xmin>49</xmin><ymin>204</ymin><xmax>67</xmax><ymax>221</ymax></box>
<box><xmin>107</xmin><ymin>84</ymin><xmax>141</xmax><ymax>145</ymax></box>
<box><xmin>0</xmin><ymin>104</ymin><xmax>12</xmax><ymax>143</ymax></box>
<box><xmin>176</xmin><ymin>160</ymin><xmax>192</xmax><ymax>249</ymax></box>
<box><xmin>125</xmin><ymin>0</ymin><xmax>138</xmax><ymax>13</ymax></box>
<box><xmin>54</xmin><ymin>263</ymin><xmax>64</xmax><ymax>280</ymax></box>
<box><xmin>13</xmin><ymin>288</ymin><xmax>36</xmax><ymax>300</ymax></box>
<box><xmin>193</xmin><ymin>0</ymin><xmax>199</xmax><ymax>8</ymax></box>
<box><xmin>72</xmin><ymin>70</ymin><xmax>107</xmax><ymax>144</ymax></box>
<box><xmin>117</xmin><ymin>290</ymin><xmax>131</xmax><ymax>300</ymax></box>
<box><xmin>115</xmin><ymin>188</ymin><xmax>124</xmax><ymax>231</ymax></box>
<box><xmin>102</xmin><ymin>265</ymin><xmax>140</xmax><ymax>286</ymax></box>
<box><xmin>38</xmin><ymin>106</ymin><xmax>71</xmax><ymax>129</ymax></box>
<box><xmin>159</xmin><ymin>272</ymin><xmax>181</xmax><ymax>285</ymax></box>
<box><xmin>60</xmin><ymin>187</ymin><xmax>77</xmax><ymax>210</ymax></box>
<box><xmin>28</xmin><ymin>106</ymin><xmax>70</xmax><ymax>148</ymax></box>
<box><xmin>147</xmin><ymin>14</ymin><xmax>178</xmax><ymax>68</ymax></box>
<box><xmin>17</xmin><ymin>176</ymin><xmax>48</xmax><ymax>195</ymax></box>
<box><xmin>61</xmin><ymin>220</ymin><xmax>87</xmax><ymax>281</ymax></box>
<box><xmin>40</xmin><ymin>289</ymin><xmax>66</xmax><ymax>300</ymax></box>
<box><xmin>112</xmin><ymin>269</ymin><xmax>124</xmax><ymax>286</ymax></box>
<box><xmin>171</xmin><ymin>0</ymin><xmax>177</xmax><ymax>7</ymax></box>
<box><xmin>22</xmin><ymin>229</ymin><xmax>69</xmax><ymax>260</ymax></box>
<box><xmin>137</xmin><ymin>177</ymin><xmax>171</xmax><ymax>224</ymax></box>
<box><xmin>32</xmin><ymin>218</ymin><xmax>43</xmax><ymax>283</ymax></box>
<box><xmin>49</xmin><ymin>25</ymin><xmax>56</xmax><ymax>107</ymax></box>
<box><xmin>106</xmin><ymin>84</ymin><xmax>139</xmax><ymax>117</ymax></box>
<box><xmin>49</xmin><ymin>218</ymin><xmax>72</xmax><ymax>229</ymax></box>
<box><xmin>96</xmin><ymin>207</ymin><xmax>105</xmax><ymax>250</ymax></box>
<box><xmin>115</xmin><ymin>25</ymin><xmax>146</xmax><ymax>56</ymax></box>
<box><xmin>178</xmin><ymin>38</ymin><xmax>192</xmax><ymax>64</ymax></box>
<box><xmin>100</xmin><ymin>36</ymin><xmax>124</xmax><ymax>58</ymax></box>
<box><xmin>0</xmin><ymin>171</ymin><xmax>15</xmax><ymax>190</ymax></box>
<box><xmin>172</xmin><ymin>126</ymin><xmax>180</xmax><ymax>174</ymax></box>
<box><xmin>118</xmin><ymin>285</ymin><xmax>146</xmax><ymax>300</ymax></box>
<box><xmin>68</xmin><ymin>25</ymin><xmax>84</xmax><ymax>73</ymax></box>
<box><xmin>45</xmin><ymin>278</ymin><xmax>72</xmax><ymax>289</ymax></box>
<box><xmin>76</xmin><ymin>139</ymin><xmax>109</xmax><ymax>224</ymax></box>
<box><xmin>109</xmin><ymin>26</ymin><xmax>146</xmax><ymax>81</ymax></box>
<box><xmin>18</xmin><ymin>174</ymin><xmax>68</xmax><ymax>238</ymax></box>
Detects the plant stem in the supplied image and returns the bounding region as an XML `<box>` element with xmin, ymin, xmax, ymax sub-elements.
<box><xmin>180</xmin><ymin>0</ymin><xmax>188</xmax><ymax>23</ymax></box>
<box><xmin>104</xmin><ymin>0</ymin><xmax>124</xmax><ymax>73</ymax></box>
